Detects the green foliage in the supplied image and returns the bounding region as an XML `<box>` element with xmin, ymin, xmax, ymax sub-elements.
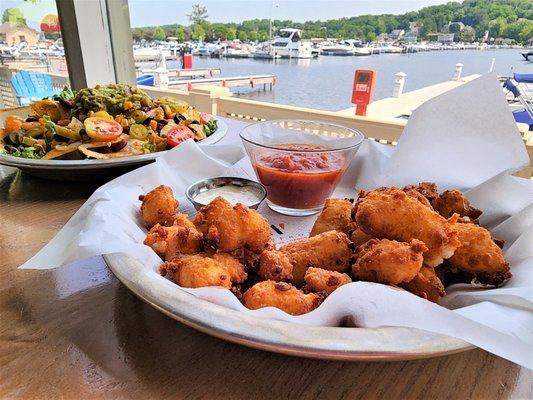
<box><xmin>187</xmin><ymin>4</ymin><xmax>208</xmax><ymax>25</ymax></box>
<box><xmin>175</xmin><ymin>26</ymin><xmax>186</xmax><ymax>41</ymax></box>
<box><xmin>2</xmin><ymin>8</ymin><xmax>26</xmax><ymax>25</ymax></box>
<box><xmin>153</xmin><ymin>27</ymin><xmax>165</xmax><ymax>41</ymax></box>
<box><xmin>237</xmin><ymin>31</ymin><xmax>248</xmax><ymax>41</ymax></box>
<box><xmin>191</xmin><ymin>24</ymin><xmax>206</xmax><ymax>41</ymax></box>
<box><xmin>226</xmin><ymin>27</ymin><xmax>237</xmax><ymax>40</ymax></box>
<box><xmin>132</xmin><ymin>1</ymin><xmax>533</xmax><ymax>44</ymax></box>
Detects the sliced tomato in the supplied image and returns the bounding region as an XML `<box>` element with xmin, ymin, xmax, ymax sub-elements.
<box><xmin>199</xmin><ymin>112</ymin><xmax>213</xmax><ymax>124</ymax></box>
<box><xmin>165</xmin><ymin>124</ymin><xmax>194</xmax><ymax>147</ymax></box>
<box><xmin>84</xmin><ymin>117</ymin><xmax>123</xmax><ymax>141</ymax></box>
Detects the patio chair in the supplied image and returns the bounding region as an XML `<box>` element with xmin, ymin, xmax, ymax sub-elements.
<box><xmin>10</xmin><ymin>70</ymin><xmax>60</xmax><ymax>106</ymax></box>
<box><xmin>503</xmin><ymin>77</ymin><xmax>533</xmax><ymax>131</ymax></box>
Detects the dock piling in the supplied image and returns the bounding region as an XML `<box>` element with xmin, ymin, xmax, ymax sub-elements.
<box><xmin>392</xmin><ymin>72</ymin><xmax>407</xmax><ymax>98</ymax></box>
<box><xmin>453</xmin><ymin>63</ymin><xmax>464</xmax><ymax>81</ymax></box>
<box><xmin>489</xmin><ymin>58</ymin><xmax>495</xmax><ymax>73</ymax></box>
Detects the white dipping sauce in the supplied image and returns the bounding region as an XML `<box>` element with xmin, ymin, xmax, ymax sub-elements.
<box><xmin>194</xmin><ymin>184</ymin><xmax>262</xmax><ymax>206</ymax></box>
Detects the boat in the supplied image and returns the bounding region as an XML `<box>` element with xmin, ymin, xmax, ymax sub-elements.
<box><xmin>270</xmin><ymin>28</ymin><xmax>313</xmax><ymax>59</ymax></box>
<box><xmin>521</xmin><ymin>51</ymin><xmax>533</xmax><ymax>62</ymax></box>
<box><xmin>252</xmin><ymin>41</ymin><xmax>281</xmax><ymax>60</ymax></box>
<box><xmin>321</xmin><ymin>39</ymin><xmax>371</xmax><ymax>56</ymax></box>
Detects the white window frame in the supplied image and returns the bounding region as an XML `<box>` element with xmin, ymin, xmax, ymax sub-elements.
<box><xmin>56</xmin><ymin>0</ymin><xmax>135</xmax><ymax>89</ymax></box>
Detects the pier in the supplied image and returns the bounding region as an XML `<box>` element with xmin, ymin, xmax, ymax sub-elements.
<box><xmin>167</xmin><ymin>74</ymin><xmax>276</xmax><ymax>91</ymax></box>
<box><xmin>136</xmin><ymin>68</ymin><xmax>221</xmax><ymax>79</ymax></box>
<box><xmin>339</xmin><ymin>74</ymin><xmax>481</xmax><ymax>120</ymax></box>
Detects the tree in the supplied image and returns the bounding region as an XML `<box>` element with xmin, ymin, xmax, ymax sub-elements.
<box><xmin>489</xmin><ymin>16</ymin><xmax>508</xmax><ymax>38</ymax></box>
<box><xmin>187</xmin><ymin>4</ymin><xmax>208</xmax><ymax>25</ymax></box>
<box><xmin>238</xmin><ymin>31</ymin><xmax>248</xmax><ymax>41</ymax></box>
<box><xmin>458</xmin><ymin>26</ymin><xmax>475</xmax><ymax>42</ymax></box>
<box><xmin>226</xmin><ymin>27</ymin><xmax>236</xmax><ymax>40</ymax></box>
<box><xmin>175</xmin><ymin>26</ymin><xmax>186</xmax><ymax>41</ymax></box>
<box><xmin>153</xmin><ymin>27</ymin><xmax>165</xmax><ymax>41</ymax></box>
<box><xmin>191</xmin><ymin>24</ymin><xmax>206</xmax><ymax>41</ymax></box>
<box><xmin>2</xmin><ymin>8</ymin><xmax>26</xmax><ymax>25</ymax></box>
<box><xmin>365</xmin><ymin>31</ymin><xmax>376</xmax><ymax>42</ymax></box>
<box><xmin>248</xmin><ymin>31</ymin><xmax>258</xmax><ymax>42</ymax></box>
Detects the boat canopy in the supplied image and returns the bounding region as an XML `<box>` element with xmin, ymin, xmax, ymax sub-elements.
<box><xmin>514</xmin><ymin>73</ymin><xmax>533</xmax><ymax>83</ymax></box>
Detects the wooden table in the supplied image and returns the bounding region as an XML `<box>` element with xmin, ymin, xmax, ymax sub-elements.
<box><xmin>0</xmin><ymin>120</ymin><xmax>531</xmax><ymax>399</ymax></box>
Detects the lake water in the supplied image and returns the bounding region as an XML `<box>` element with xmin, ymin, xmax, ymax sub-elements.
<box><xmin>166</xmin><ymin>49</ymin><xmax>531</xmax><ymax>111</ymax></box>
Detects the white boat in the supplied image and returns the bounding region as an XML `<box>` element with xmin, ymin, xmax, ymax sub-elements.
<box><xmin>270</xmin><ymin>28</ymin><xmax>313</xmax><ymax>59</ymax></box>
<box><xmin>252</xmin><ymin>41</ymin><xmax>281</xmax><ymax>60</ymax></box>
<box><xmin>321</xmin><ymin>39</ymin><xmax>371</xmax><ymax>56</ymax></box>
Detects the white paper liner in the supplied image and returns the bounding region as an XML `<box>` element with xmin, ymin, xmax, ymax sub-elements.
<box><xmin>20</xmin><ymin>75</ymin><xmax>533</xmax><ymax>368</ymax></box>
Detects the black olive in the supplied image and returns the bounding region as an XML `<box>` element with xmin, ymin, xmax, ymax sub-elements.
<box><xmin>59</xmin><ymin>98</ymin><xmax>74</xmax><ymax>109</ymax></box>
<box><xmin>4</xmin><ymin>144</ymin><xmax>17</xmax><ymax>154</ymax></box>
<box><xmin>156</xmin><ymin>120</ymin><xmax>168</xmax><ymax>130</ymax></box>
<box><xmin>143</xmin><ymin>116</ymin><xmax>154</xmax><ymax>126</ymax></box>
<box><xmin>54</xmin><ymin>135</ymin><xmax>69</xmax><ymax>143</ymax></box>
<box><xmin>25</xmin><ymin>116</ymin><xmax>38</xmax><ymax>122</ymax></box>
<box><xmin>7</xmin><ymin>132</ymin><xmax>19</xmax><ymax>145</ymax></box>
<box><xmin>110</xmin><ymin>140</ymin><xmax>127</xmax><ymax>152</ymax></box>
<box><xmin>174</xmin><ymin>113</ymin><xmax>186</xmax><ymax>124</ymax></box>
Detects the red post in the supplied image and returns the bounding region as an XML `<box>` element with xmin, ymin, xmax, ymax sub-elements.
<box><xmin>351</xmin><ymin>70</ymin><xmax>376</xmax><ymax>117</ymax></box>
<box><xmin>183</xmin><ymin>54</ymin><xmax>193</xmax><ymax>69</ymax></box>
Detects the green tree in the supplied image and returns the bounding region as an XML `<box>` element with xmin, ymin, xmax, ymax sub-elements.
<box><xmin>175</xmin><ymin>26</ymin><xmax>186</xmax><ymax>41</ymax></box>
<box><xmin>365</xmin><ymin>31</ymin><xmax>376</xmax><ymax>42</ymax></box>
<box><xmin>192</xmin><ymin>24</ymin><xmax>206</xmax><ymax>40</ymax></box>
<box><xmin>248</xmin><ymin>31</ymin><xmax>258</xmax><ymax>42</ymax></box>
<box><xmin>187</xmin><ymin>4</ymin><xmax>208</xmax><ymax>25</ymax></box>
<box><xmin>489</xmin><ymin>16</ymin><xmax>508</xmax><ymax>37</ymax></box>
<box><xmin>458</xmin><ymin>26</ymin><xmax>475</xmax><ymax>42</ymax></box>
<box><xmin>2</xmin><ymin>8</ymin><xmax>26</xmax><ymax>25</ymax></box>
<box><xmin>518</xmin><ymin>20</ymin><xmax>533</xmax><ymax>43</ymax></box>
<box><xmin>237</xmin><ymin>31</ymin><xmax>248</xmax><ymax>41</ymax></box>
<box><xmin>153</xmin><ymin>27</ymin><xmax>165</xmax><ymax>41</ymax></box>
<box><xmin>226</xmin><ymin>27</ymin><xmax>237</xmax><ymax>40</ymax></box>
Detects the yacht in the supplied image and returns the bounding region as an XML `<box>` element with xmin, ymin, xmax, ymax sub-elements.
<box><xmin>321</xmin><ymin>39</ymin><xmax>371</xmax><ymax>56</ymax></box>
<box><xmin>252</xmin><ymin>41</ymin><xmax>281</xmax><ymax>60</ymax></box>
<box><xmin>270</xmin><ymin>28</ymin><xmax>313</xmax><ymax>59</ymax></box>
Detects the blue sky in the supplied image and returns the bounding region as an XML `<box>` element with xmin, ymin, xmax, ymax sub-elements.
<box><xmin>1</xmin><ymin>0</ymin><xmax>449</xmax><ymax>29</ymax></box>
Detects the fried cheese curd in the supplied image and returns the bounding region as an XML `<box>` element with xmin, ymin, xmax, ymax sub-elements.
<box><xmin>160</xmin><ymin>253</ymin><xmax>247</xmax><ymax>289</ymax></box>
<box><xmin>144</xmin><ymin>213</ymin><xmax>203</xmax><ymax>260</ymax></box>
<box><xmin>193</xmin><ymin>196</ymin><xmax>272</xmax><ymax>253</ymax></box>
<box><xmin>139</xmin><ymin>185</ymin><xmax>178</xmax><ymax>228</ymax></box>
<box><xmin>446</xmin><ymin>222</ymin><xmax>511</xmax><ymax>286</ymax></box>
<box><xmin>403</xmin><ymin>182</ymin><xmax>439</xmax><ymax>204</ymax></box>
<box><xmin>242</xmin><ymin>280</ymin><xmax>323</xmax><ymax>315</ymax></box>
<box><xmin>303</xmin><ymin>267</ymin><xmax>352</xmax><ymax>294</ymax></box>
<box><xmin>400</xmin><ymin>265</ymin><xmax>445</xmax><ymax>303</ymax></box>
<box><xmin>259</xmin><ymin>230</ymin><xmax>352</xmax><ymax>286</ymax></box>
<box><xmin>353</xmin><ymin>239</ymin><xmax>427</xmax><ymax>285</ymax></box>
<box><xmin>310</xmin><ymin>198</ymin><xmax>355</xmax><ymax>237</ymax></box>
<box><xmin>354</xmin><ymin>187</ymin><xmax>461</xmax><ymax>267</ymax></box>
<box><xmin>432</xmin><ymin>190</ymin><xmax>482</xmax><ymax>220</ymax></box>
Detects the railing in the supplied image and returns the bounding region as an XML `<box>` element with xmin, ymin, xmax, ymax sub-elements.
<box><xmin>0</xmin><ymin>69</ymin><xmax>530</xmax><ymax>176</ymax></box>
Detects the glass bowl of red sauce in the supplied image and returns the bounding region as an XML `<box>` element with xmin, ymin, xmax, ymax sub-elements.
<box><xmin>240</xmin><ymin>119</ymin><xmax>364</xmax><ymax>216</ymax></box>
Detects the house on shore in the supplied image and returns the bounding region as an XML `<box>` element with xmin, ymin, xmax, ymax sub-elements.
<box><xmin>0</xmin><ymin>23</ymin><xmax>39</xmax><ymax>46</ymax></box>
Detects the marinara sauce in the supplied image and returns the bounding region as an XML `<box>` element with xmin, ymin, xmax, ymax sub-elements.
<box><xmin>252</xmin><ymin>144</ymin><xmax>345</xmax><ymax>209</ymax></box>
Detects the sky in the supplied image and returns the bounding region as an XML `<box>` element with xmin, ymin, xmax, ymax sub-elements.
<box><xmin>1</xmin><ymin>0</ymin><xmax>450</xmax><ymax>29</ymax></box>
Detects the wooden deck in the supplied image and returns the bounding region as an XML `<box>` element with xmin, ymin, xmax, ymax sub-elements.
<box><xmin>338</xmin><ymin>74</ymin><xmax>481</xmax><ymax>119</ymax></box>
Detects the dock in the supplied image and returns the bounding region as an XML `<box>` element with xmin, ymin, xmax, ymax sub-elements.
<box><xmin>136</xmin><ymin>68</ymin><xmax>221</xmax><ymax>80</ymax></box>
<box><xmin>338</xmin><ymin>74</ymin><xmax>481</xmax><ymax>119</ymax></box>
<box><xmin>168</xmin><ymin>74</ymin><xmax>276</xmax><ymax>91</ymax></box>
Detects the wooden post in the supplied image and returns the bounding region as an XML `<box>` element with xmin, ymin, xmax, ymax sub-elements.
<box><xmin>188</xmin><ymin>86</ymin><xmax>232</xmax><ymax>115</ymax></box>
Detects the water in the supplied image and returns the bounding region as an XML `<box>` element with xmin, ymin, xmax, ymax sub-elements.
<box><xmin>165</xmin><ymin>49</ymin><xmax>531</xmax><ymax>112</ymax></box>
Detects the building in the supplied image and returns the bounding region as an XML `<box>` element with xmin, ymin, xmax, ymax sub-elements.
<box><xmin>438</xmin><ymin>33</ymin><xmax>455</xmax><ymax>43</ymax></box>
<box><xmin>389</xmin><ymin>29</ymin><xmax>405</xmax><ymax>40</ymax></box>
<box><xmin>0</xmin><ymin>23</ymin><xmax>39</xmax><ymax>46</ymax></box>
<box><xmin>404</xmin><ymin>31</ymin><xmax>418</xmax><ymax>43</ymax></box>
